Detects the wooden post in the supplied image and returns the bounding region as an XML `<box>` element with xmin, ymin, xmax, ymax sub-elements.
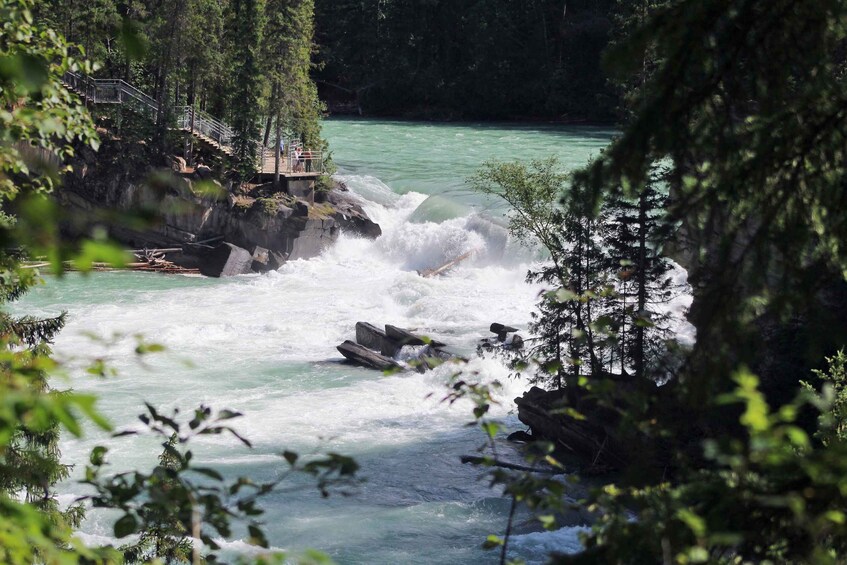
<box><xmin>274</xmin><ymin>117</ymin><xmax>281</xmax><ymax>188</ymax></box>
<box><xmin>187</xmin><ymin>105</ymin><xmax>196</xmax><ymax>166</ymax></box>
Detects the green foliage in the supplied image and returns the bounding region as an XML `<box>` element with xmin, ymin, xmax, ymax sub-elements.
<box><xmin>470</xmin><ymin>158</ymin><xmax>567</xmax><ymax>253</ymax></box>
<box><xmin>599</xmin><ymin>167</ymin><xmax>676</xmax><ymax>379</ymax></box>
<box><xmin>228</xmin><ymin>0</ymin><xmax>267</xmax><ymax>179</ymax></box>
<box><xmin>85</xmin><ymin>404</ymin><xmax>359</xmax><ymax>563</ymax></box>
<box><xmin>470</xmin><ymin>157</ymin><xmax>676</xmax><ymax>387</ymax></box>
<box><xmin>118</xmin><ymin>434</ymin><xmax>193</xmax><ymax>564</ymax></box>
<box><xmin>536</xmin><ymin>0</ymin><xmax>847</xmax><ymax>562</ymax></box>
<box><xmin>557</xmin><ymin>370</ymin><xmax>847</xmax><ymax>564</ymax></box>
<box><xmin>263</xmin><ymin>0</ymin><xmax>324</xmax><ymax>152</ymax></box>
<box><xmin>803</xmin><ymin>350</ymin><xmax>847</xmax><ymax>446</ymax></box>
<box><xmin>0</xmin><ymin>0</ymin><xmax>99</xmax><ymax>198</ymax></box>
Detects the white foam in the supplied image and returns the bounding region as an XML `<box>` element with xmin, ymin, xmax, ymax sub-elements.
<box><xmin>511</xmin><ymin>526</ymin><xmax>590</xmax><ymax>563</ymax></box>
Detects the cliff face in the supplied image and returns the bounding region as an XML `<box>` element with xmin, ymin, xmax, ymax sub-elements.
<box><xmin>56</xmin><ymin>138</ymin><xmax>380</xmax><ymax>274</ymax></box>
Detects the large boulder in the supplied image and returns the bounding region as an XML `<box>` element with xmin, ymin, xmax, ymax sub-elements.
<box><xmin>356</xmin><ymin>322</ymin><xmax>388</xmax><ymax>352</ymax></box>
<box><xmin>328</xmin><ymin>189</ymin><xmax>382</xmax><ymax>239</ymax></box>
<box><xmin>195</xmin><ymin>164</ymin><xmax>213</xmax><ymax>179</ymax></box>
<box><xmin>384</xmin><ymin>325</ymin><xmax>446</xmax><ymax>356</ymax></box>
<box><xmin>198</xmin><ymin>242</ymin><xmax>254</xmax><ymax>277</ymax></box>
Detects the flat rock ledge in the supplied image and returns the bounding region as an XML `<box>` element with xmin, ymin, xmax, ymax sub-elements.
<box><xmin>56</xmin><ymin>144</ymin><xmax>382</xmax><ymax>277</ymax></box>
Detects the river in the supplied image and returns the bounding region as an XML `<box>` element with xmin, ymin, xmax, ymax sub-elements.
<box><xmin>14</xmin><ymin>119</ymin><xmax>615</xmax><ymax>564</ymax></box>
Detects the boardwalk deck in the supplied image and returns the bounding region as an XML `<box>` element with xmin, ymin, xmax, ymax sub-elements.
<box><xmin>63</xmin><ymin>72</ymin><xmax>324</xmax><ymax>176</ymax></box>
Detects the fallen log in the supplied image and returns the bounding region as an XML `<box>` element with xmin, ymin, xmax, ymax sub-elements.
<box><xmin>460</xmin><ymin>455</ymin><xmax>564</xmax><ymax>475</ymax></box>
<box><xmin>418</xmin><ymin>250</ymin><xmax>476</xmax><ymax>278</ymax></box>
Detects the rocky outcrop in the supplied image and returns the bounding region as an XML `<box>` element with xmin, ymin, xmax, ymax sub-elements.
<box><xmin>56</xmin><ymin>139</ymin><xmax>381</xmax><ymax>276</ymax></box>
<box><xmin>197</xmin><ymin>242</ymin><xmax>254</xmax><ymax>277</ymax></box>
<box><xmin>327</xmin><ymin>189</ymin><xmax>382</xmax><ymax>239</ymax></box>
<box><xmin>338</xmin><ymin>322</ymin><xmax>457</xmax><ymax>371</ymax></box>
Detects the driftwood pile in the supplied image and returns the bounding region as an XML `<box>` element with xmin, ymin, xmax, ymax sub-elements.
<box><xmin>131</xmin><ymin>248</ymin><xmax>199</xmax><ymax>274</ymax></box>
<box><xmin>337</xmin><ymin>322</ymin><xmax>451</xmax><ymax>372</ymax></box>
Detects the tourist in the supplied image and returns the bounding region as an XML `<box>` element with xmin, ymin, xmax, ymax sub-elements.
<box><xmin>305</xmin><ymin>148</ymin><xmax>313</xmax><ymax>172</ymax></box>
<box><xmin>294</xmin><ymin>146</ymin><xmax>303</xmax><ymax>172</ymax></box>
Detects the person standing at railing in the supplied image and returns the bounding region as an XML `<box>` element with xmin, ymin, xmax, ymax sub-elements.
<box><xmin>294</xmin><ymin>146</ymin><xmax>303</xmax><ymax>172</ymax></box>
<box><xmin>305</xmin><ymin>148</ymin><xmax>313</xmax><ymax>172</ymax></box>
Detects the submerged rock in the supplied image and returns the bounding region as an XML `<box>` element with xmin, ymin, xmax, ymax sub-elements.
<box><xmin>337</xmin><ymin>340</ymin><xmax>400</xmax><ymax>371</ymax></box>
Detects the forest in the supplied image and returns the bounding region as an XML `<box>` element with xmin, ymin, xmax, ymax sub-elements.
<box><xmin>2</xmin><ymin>0</ymin><xmax>847</xmax><ymax>563</ymax></box>
<box><xmin>313</xmin><ymin>0</ymin><xmax>619</xmax><ymax>120</ymax></box>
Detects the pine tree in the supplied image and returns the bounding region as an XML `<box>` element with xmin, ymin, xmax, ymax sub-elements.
<box><xmin>470</xmin><ymin>159</ymin><xmax>612</xmax><ymax>389</ymax></box>
<box><xmin>228</xmin><ymin>0</ymin><xmax>267</xmax><ymax>179</ymax></box>
<box><xmin>120</xmin><ymin>434</ymin><xmax>193</xmax><ymax>564</ymax></box>
<box><xmin>599</xmin><ymin>168</ymin><xmax>675</xmax><ymax>379</ymax></box>
<box><xmin>262</xmin><ymin>0</ymin><xmax>321</xmax><ymax>184</ymax></box>
<box><xmin>0</xmin><ymin>310</ymin><xmax>84</xmax><ymax>525</ymax></box>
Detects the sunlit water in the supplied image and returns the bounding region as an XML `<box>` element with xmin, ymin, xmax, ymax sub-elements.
<box><xmin>13</xmin><ymin>119</ymin><xmax>617</xmax><ymax>564</ymax></box>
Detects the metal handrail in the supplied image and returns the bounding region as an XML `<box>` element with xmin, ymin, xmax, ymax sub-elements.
<box><xmin>62</xmin><ymin>71</ymin><xmax>326</xmax><ymax>173</ymax></box>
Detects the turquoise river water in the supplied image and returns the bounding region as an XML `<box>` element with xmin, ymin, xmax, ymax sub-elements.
<box><xmin>14</xmin><ymin>119</ymin><xmax>618</xmax><ymax>564</ymax></box>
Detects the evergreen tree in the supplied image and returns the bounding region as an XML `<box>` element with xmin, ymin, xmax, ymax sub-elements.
<box><xmin>262</xmin><ymin>0</ymin><xmax>322</xmax><ymax>183</ymax></box>
<box><xmin>599</xmin><ymin>168</ymin><xmax>675</xmax><ymax>379</ymax></box>
<box><xmin>470</xmin><ymin>159</ymin><xmax>611</xmax><ymax>389</ymax></box>
<box><xmin>119</xmin><ymin>434</ymin><xmax>193</xmax><ymax>564</ymax></box>
<box><xmin>228</xmin><ymin>0</ymin><xmax>266</xmax><ymax>179</ymax></box>
<box><xmin>0</xmin><ymin>309</ymin><xmax>83</xmax><ymax>526</ymax></box>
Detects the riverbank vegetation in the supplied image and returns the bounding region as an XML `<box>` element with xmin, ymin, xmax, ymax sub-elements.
<box><xmin>464</xmin><ymin>0</ymin><xmax>847</xmax><ymax>563</ymax></box>
<box><xmin>4</xmin><ymin>0</ymin><xmax>847</xmax><ymax>563</ymax></box>
<box><xmin>1</xmin><ymin>1</ymin><xmax>356</xmax><ymax>563</ymax></box>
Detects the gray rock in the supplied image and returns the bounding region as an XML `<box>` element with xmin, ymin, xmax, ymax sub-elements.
<box><xmin>337</xmin><ymin>340</ymin><xmax>401</xmax><ymax>371</ymax></box>
<box><xmin>198</xmin><ymin>242</ymin><xmax>254</xmax><ymax>277</ymax></box>
<box><xmin>356</xmin><ymin>322</ymin><xmax>388</xmax><ymax>352</ymax></box>
<box><xmin>490</xmin><ymin>322</ymin><xmax>519</xmax><ymax>341</ymax></box>
<box><xmin>293</xmin><ymin>200</ymin><xmax>309</xmax><ymax>217</ymax></box>
<box><xmin>251</xmin><ymin>246</ymin><xmax>271</xmax><ymax>272</ymax></box>
<box><xmin>195</xmin><ymin>164</ymin><xmax>213</xmax><ymax>179</ymax></box>
<box><xmin>385</xmin><ymin>325</ymin><xmax>446</xmax><ymax>349</ymax></box>
<box><xmin>267</xmin><ymin>250</ymin><xmax>287</xmax><ymax>270</ymax></box>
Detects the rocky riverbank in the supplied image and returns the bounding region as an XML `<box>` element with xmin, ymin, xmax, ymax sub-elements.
<box><xmin>55</xmin><ymin>136</ymin><xmax>380</xmax><ymax>276</ymax></box>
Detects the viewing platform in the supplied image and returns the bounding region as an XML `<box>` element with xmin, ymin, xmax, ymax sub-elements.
<box><xmin>62</xmin><ymin>71</ymin><xmax>325</xmax><ymax>179</ymax></box>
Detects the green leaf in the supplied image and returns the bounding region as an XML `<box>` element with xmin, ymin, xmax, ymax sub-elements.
<box><xmin>193</xmin><ymin>467</ymin><xmax>224</xmax><ymax>481</ymax></box>
<box><xmin>0</xmin><ymin>53</ymin><xmax>48</xmax><ymax>92</ymax></box>
<box><xmin>481</xmin><ymin>421</ymin><xmax>501</xmax><ymax>439</ymax></box>
<box><xmin>482</xmin><ymin>534</ymin><xmax>504</xmax><ymax>549</ymax></box>
<box><xmin>118</xmin><ymin>18</ymin><xmax>147</xmax><ymax>61</ymax></box>
<box><xmin>89</xmin><ymin>446</ymin><xmax>108</xmax><ymax>466</ymax></box>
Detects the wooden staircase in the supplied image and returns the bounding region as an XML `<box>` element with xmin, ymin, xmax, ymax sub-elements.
<box><xmin>63</xmin><ymin>72</ymin><xmax>324</xmax><ymax>176</ymax></box>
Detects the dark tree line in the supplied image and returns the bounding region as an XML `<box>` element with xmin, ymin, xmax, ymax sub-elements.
<box><xmin>314</xmin><ymin>0</ymin><xmax>620</xmax><ymax>121</ymax></box>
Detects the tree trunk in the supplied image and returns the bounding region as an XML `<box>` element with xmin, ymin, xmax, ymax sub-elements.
<box><xmin>263</xmin><ymin>115</ymin><xmax>273</xmax><ymax>147</ymax></box>
<box><xmin>634</xmin><ymin>190</ymin><xmax>648</xmax><ymax>379</ymax></box>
